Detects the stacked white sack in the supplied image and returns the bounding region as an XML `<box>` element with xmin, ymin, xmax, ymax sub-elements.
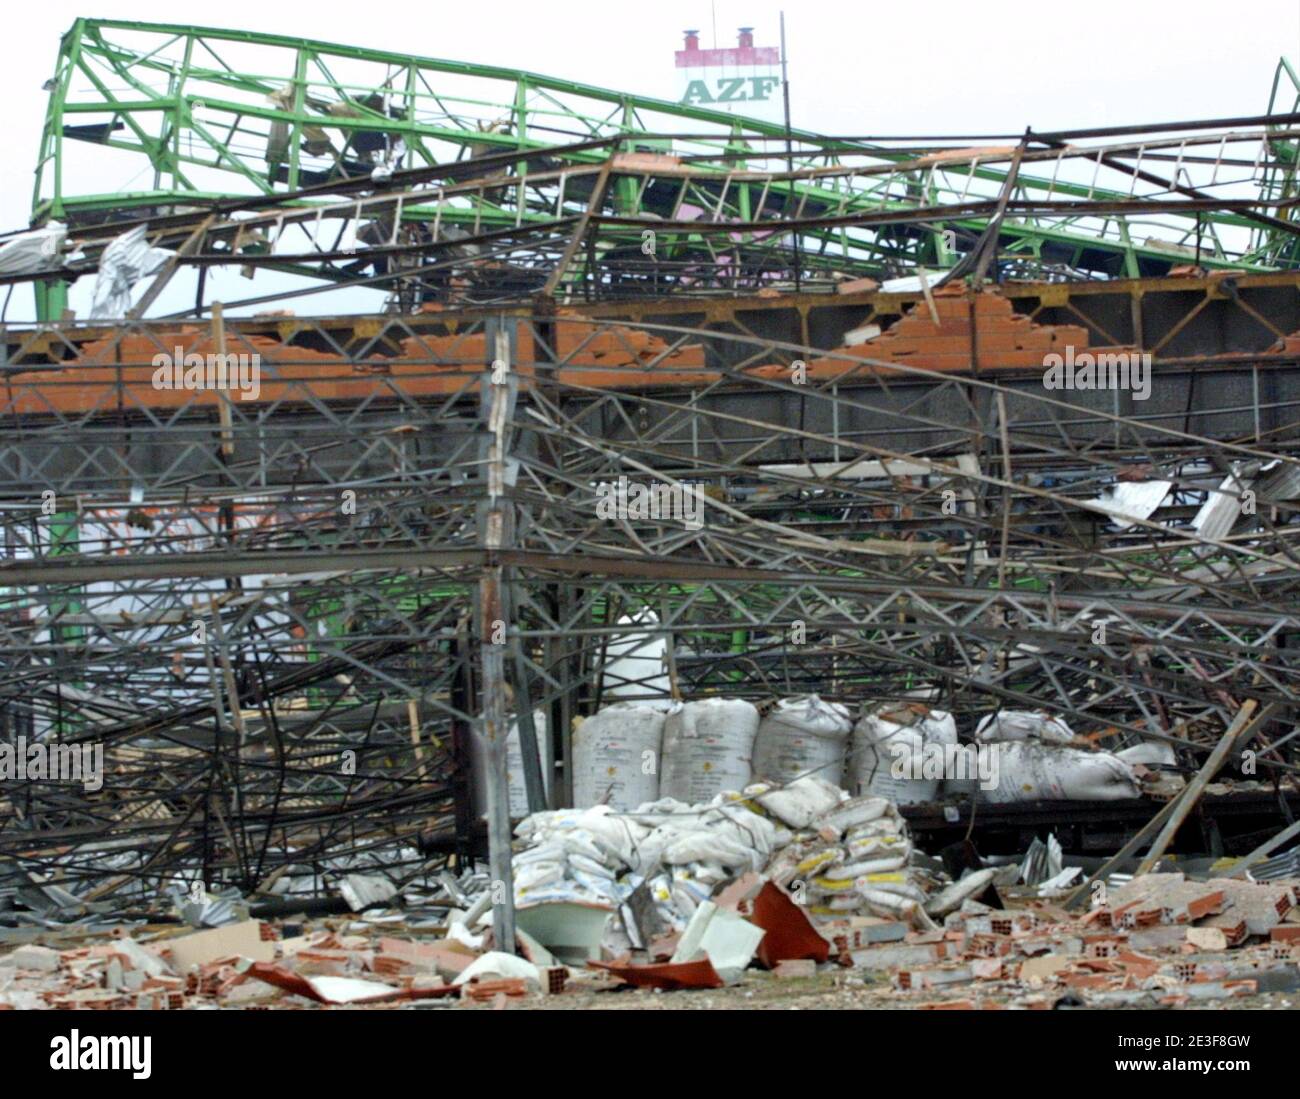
<box><xmin>756</xmin><ymin>779</ymin><xmax>939</xmax><ymax>931</ymax></box>
<box><xmin>572</xmin><ymin>701</ymin><xmax>670</xmax><ymax>811</ymax></box>
<box><xmin>660</xmin><ymin>698</ymin><xmax>759</xmax><ymax>803</ymax></box>
<box><xmin>751</xmin><ymin>695</ymin><xmax>852</xmax><ymax>787</ymax></box>
<box><xmin>850</xmin><ymin>703</ymin><xmax>957</xmax><ymax>805</ymax></box>
<box><xmin>510</xmin><ymin>772</ymin><xmax>943</xmax><ymax>940</ymax></box>
<box><xmin>511</xmin><ymin>789</ymin><xmax>791</xmax><ymax>933</ymax></box>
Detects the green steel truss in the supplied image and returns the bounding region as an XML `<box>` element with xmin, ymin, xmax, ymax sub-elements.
<box><xmin>24</xmin><ymin>18</ymin><xmax>1300</xmax><ymax>321</ymax></box>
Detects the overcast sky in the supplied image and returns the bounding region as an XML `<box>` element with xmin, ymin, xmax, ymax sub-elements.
<box><xmin>3</xmin><ymin>0</ymin><xmax>1299</xmax><ymax>318</ymax></box>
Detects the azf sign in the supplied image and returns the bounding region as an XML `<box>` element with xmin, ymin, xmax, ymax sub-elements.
<box><xmin>681</xmin><ymin>75</ymin><xmax>780</xmax><ymax>106</ymax></box>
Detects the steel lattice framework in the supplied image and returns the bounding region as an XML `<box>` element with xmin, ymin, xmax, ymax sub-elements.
<box><xmin>4</xmin><ymin>300</ymin><xmax>1300</xmax><ymax>908</ymax></box>
<box><xmin>3</xmin><ymin>20</ymin><xmax>1300</xmax><ymax>936</ymax></box>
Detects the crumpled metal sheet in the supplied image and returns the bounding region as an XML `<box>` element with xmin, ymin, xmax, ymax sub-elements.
<box><xmin>170</xmin><ymin>884</ymin><xmax>248</xmax><ymax>928</ymax></box>
<box><xmin>1193</xmin><ymin>463</ymin><xmax>1260</xmax><ymax>545</ymax></box>
<box><xmin>1257</xmin><ymin>459</ymin><xmax>1300</xmax><ymax>503</ymax></box>
<box><xmin>749</xmin><ymin>881</ymin><xmax>830</xmax><ymax>968</ymax></box>
<box><xmin>1248</xmin><ymin>846</ymin><xmax>1300</xmax><ymax>882</ymax></box>
<box><xmin>1090</xmin><ymin>480</ymin><xmax>1172</xmax><ymax>528</ymax></box>
<box><xmin>90</xmin><ymin>225</ymin><xmax>174</xmax><ymax>318</ymax></box>
<box><xmin>337</xmin><ymin>873</ymin><xmax>398</xmax><ymax>912</ymax></box>
<box><xmin>1020</xmin><ymin>833</ymin><xmax>1064</xmax><ymax>886</ymax></box>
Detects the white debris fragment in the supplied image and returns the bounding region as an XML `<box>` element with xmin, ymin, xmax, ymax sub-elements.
<box><xmin>452</xmin><ymin>951</ymin><xmax>542</xmax><ymax>991</ymax></box>
<box><xmin>671</xmin><ymin>900</ymin><xmax>765</xmax><ymax>983</ymax></box>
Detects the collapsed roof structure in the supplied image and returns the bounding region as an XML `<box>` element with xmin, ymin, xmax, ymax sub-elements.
<box><xmin>2</xmin><ymin>19</ymin><xmax>1300</xmax><ymax>949</ymax></box>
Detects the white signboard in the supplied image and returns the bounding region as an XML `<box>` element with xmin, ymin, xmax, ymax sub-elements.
<box><xmin>675</xmin><ymin>28</ymin><xmax>783</xmax><ymax>123</ymax></box>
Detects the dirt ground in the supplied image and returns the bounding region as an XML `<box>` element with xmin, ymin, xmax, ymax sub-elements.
<box><xmin>451</xmin><ymin>967</ymin><xmax>1299</xmax><ymax>1010</ymax></box>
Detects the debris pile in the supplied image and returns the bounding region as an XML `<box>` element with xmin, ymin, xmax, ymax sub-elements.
<box><xmin>511</xmin><ymin>781</ymin><xmax>794</xmax><ymax>946</ymax></box>
<box><xmin>3</xmin><ymin>779</ymin><xmax>1298</xmax><ymax>1008</ymax></box>
<box><xmin>894</xmin><ymin>872</ymin><xmax>1300</xmax><ymax>1009</ymax></box>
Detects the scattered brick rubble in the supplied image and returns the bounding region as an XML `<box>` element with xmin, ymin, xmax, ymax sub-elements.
<box><xmin>3</xmin><ymin>852</ymin><xmax>1296</xmax><ymax>1010</ymax></box>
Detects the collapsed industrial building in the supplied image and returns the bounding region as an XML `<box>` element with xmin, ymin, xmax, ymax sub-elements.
<box><xmin>2</xmin><ymin>18</ymin><xmax>1300</xmax><ymax>1010</ymax></box>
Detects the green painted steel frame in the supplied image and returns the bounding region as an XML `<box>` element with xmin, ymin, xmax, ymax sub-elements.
<box><xmin>30</xmin><ymin>18</ymin><xmax>1300</xmax><ymax>322</ymax></box>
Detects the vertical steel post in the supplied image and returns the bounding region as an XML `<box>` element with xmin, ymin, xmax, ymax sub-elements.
<box><xmin>780</xmin><ymin>12</ymin><xmax>799</xmax><ymax>293</ymax></box>
<box><xmin>479</xmin><ymin>322</ymin><xmax>517</xmax><ymax>953</ymax></box>
<box><xmin>478</xmin><ymin>567</ymin><xmax>515</xmax><ymax>951</ymax></box>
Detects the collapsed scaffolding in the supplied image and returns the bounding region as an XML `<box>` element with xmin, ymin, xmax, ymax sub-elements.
<box><xmin>2</xmin><ymin>20</ymin><xmax>1300</xmax><ymax>948</ymax></box>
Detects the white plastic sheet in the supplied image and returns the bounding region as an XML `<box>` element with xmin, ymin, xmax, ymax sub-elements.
<box><xmin>1115</xmin><ymin>740</ymin><xmax>1177</xmax><ymax>768</ymax></box>
<box><xmin>452</xmin><ymin>951</ymin><xmax>542</xmax><ymax>990</ymax></box>
<box><xmin>0</xmin><ymin>222</ymin><xmax>69</xmax><ymax>276</ymax></box>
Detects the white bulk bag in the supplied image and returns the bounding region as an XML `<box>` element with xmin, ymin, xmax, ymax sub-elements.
<box><xmin>851</xmin><ymin>705</ymin><xmax>956</xmax><ymax>805</ymax></box>
<box><xmin>659</xmin><ymin>699</ymin><xmax>759</xmax><ymax>803</ymax></box>
<box><xmin>470</xmin><ymin>710</ymin><xmax>550</xmax><ymax>819</ymax></box>
<box><xmin>572</xmin><ymin>701</ymin><xmax>669</xmax><ymax>811</ymax></box>
<box><xmin>600</xmin><ymin>610</ymin><xmax>671</xmax><ymax>699</ymax></box>
<box><xmin>752</xmin><ymin>695</ymin><xmax>852</xmax><ymax>786</ymax></box>
<box><xmin>978</xmin><ymin>742</ymin><xmax>1140</xmax><ymax>803</ymax></box>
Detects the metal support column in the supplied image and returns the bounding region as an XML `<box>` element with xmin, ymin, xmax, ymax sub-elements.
<box><xmin>478</xmin><ymin>319</ymin><xmax>517</xmax><ymax>953</ymax></box>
